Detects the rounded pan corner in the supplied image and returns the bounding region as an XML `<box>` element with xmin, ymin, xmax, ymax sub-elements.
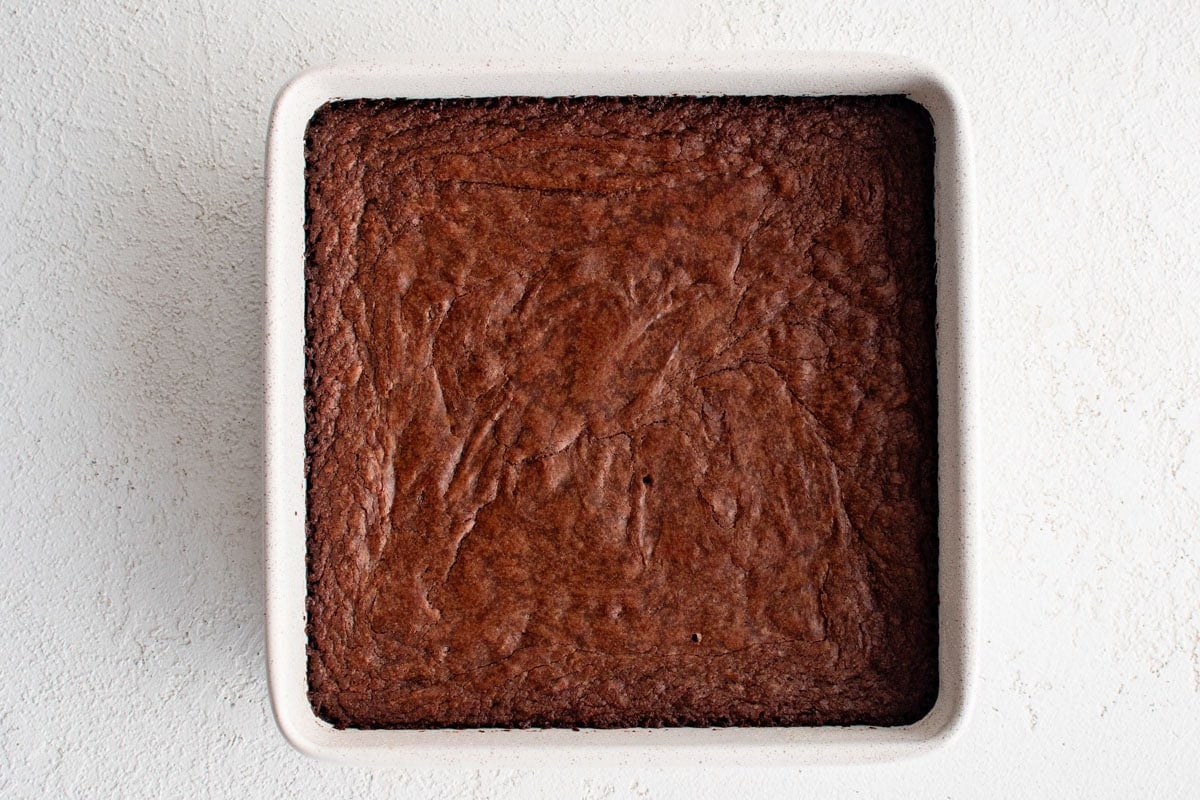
<box><xmin>270</xmin><ymin>702</ymin><xmax>324</xmax><ymax>762</ymax></box>
<box><xmin>876</xmin><ymin>55</ymin><xmax>963</xmax><ymax>105</ymax></box>
<box><xmin>899</xmin><ymin>65</ymin><xmax>972</xmax><ymax>155</ymax></box>
<box><xmin>914</xmin><ymin>676</ymin><xmax>975</xmax><ymax>754</ymax></box>
<box><xmin>268</xmin><ymin>65</ymin><xmax>339</xmax><ymax>135</ymax></box>
<box><xmin>267</xmin><ymin>674</ymin><xmax>341</xmax><ymax>763</ymax></box>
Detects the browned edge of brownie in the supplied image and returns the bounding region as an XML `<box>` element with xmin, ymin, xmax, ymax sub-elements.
<box><xmin>303</xmin><ymin>95</ymin><xmax>938</xmax><ymax>729</ymax></box>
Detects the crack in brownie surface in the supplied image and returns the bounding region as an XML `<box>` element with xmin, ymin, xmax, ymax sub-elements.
<box><xmin>304</xmin><ymin>95</ymin><xmax>939</xmax><ymax>728</ymax></box>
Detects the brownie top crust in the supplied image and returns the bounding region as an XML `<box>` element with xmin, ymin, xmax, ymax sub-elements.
<box><xmin>304</xmin><ymin>95</ymin><xmax>938</xmax><ymax>729</ymax></box>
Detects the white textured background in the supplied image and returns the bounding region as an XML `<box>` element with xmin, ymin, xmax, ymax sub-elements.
<box><xmin>2</xmin><ymin>0</ymin><xmax>1198</xmax><ymax>796</ymax></box>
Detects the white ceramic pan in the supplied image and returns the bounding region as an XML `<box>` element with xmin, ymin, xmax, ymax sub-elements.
<box><xmin>264</xmin><ymin>53</ymin><xmax>977</xmax><ymax>767</ymax></box>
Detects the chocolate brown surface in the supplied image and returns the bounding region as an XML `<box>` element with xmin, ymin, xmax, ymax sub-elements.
<box><xmin>303</xmin><ymin>95</ymin><xmax>938</xmax><ymax>729</ymax></box>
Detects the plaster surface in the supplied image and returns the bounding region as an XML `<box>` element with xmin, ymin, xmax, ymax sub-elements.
<box><xmin>2</xmin><ymin>1</ymin><xmax>1198</xmax><ymax>796</ymax></box>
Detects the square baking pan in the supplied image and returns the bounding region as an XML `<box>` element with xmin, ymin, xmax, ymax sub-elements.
<box><xmin>264</xmin><ymin>53</ymin><xmax>977</xmax><ymax>766</ymax></box>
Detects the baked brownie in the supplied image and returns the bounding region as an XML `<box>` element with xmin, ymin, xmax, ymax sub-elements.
<box><xmin>304</xmin><ymin>96</ymin><xmax>938</xmax><ymax>729</ymax></box>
